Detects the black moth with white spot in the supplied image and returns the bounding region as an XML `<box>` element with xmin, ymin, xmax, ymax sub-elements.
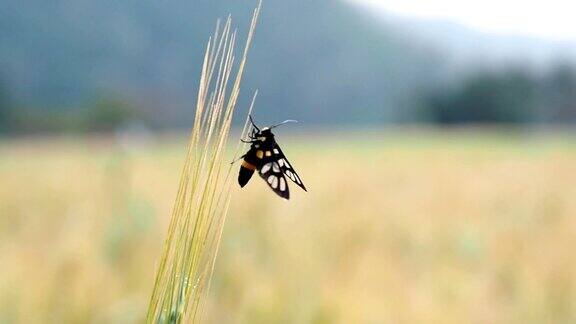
<box><xmin>237</xmin><ymin>116</ymin><xmax>307</xmax><ymax>199</ymax></box>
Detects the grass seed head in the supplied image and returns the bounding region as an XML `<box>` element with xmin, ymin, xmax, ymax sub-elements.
<box><xmin>146</xmin><ymin>2</ymin><xmax>262</xmax><ymax>323</ymax></box>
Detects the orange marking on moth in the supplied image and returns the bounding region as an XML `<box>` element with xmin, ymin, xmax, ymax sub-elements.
<box><xmin>256</xmin><ymin>150</ymin><xmax>264</xmax><ymax>159</ymax></box>
<box><xmin>242</xmin><ymin>160</ymin><xmax>256</xmax><ymax>171</ymax></box>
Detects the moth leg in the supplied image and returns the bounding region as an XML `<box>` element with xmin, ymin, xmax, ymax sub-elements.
<box><xmin>249</xmin><ymin>114</ymin><xmax>260</xmax><ymax>132</ymax></box>
<box><xmin>230</xmin><ymin>154</ymin><xmax>246</xmax><ymax>165</ymax></box>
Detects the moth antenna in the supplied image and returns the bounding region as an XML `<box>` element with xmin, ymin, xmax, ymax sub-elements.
<box><xmin>269</xmin><ymin>119</ymin><xmax>298</xmax><ymax>129</ymax></box>
<box><xmin>248</xmin><ymin>114</ymin><xmax>260</xmax><ymax>132</ymax></box>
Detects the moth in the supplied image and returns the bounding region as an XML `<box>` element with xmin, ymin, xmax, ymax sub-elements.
<box><xmin>236</xmin><ymin>116</ymin><xmax>307</xmax><ymax>199</ymax></box>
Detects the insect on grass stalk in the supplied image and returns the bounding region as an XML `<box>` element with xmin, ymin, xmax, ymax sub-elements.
<box><xmin>146</xmin><ymin>2</ymin><xmax>261</xmax><ymax>323</ymax></box>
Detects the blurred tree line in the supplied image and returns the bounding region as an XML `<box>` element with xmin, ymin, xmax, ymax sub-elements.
<box><xmin>1</xmin><ymin>63</ymin><xmax>576</xmax><ymax>135</ymax></box>
<box><xmin>0</xmin><ymin>82</ymin><xmax>140</xmax><ymax>135</ymax></box>
<box><xmin>419</xmin><ymin>64</ymin><xmax>576</xmax><ymax>125</ymax></box>
<box><xmin>0</xmin><ymin>80</ymin><xmax>13</xmax><ymax>134</ymax></box>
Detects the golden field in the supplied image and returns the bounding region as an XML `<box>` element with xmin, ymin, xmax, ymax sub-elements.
<box><xmin>1</xmin><ymin>130</ymin><xmax>575</xmax><ymax>323</ymax></box>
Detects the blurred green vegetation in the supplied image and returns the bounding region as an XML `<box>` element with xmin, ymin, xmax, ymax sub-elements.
<box><xmin>424</xmin><ymin>69</ymin><xmax>540</xmax><ymax>124</ymax></box>
<box><xmin>1</xmin><ymin>92</ymin><xmax>143</xmax><ymax>135</ymax></box>
<box><xmin>419</xmin><ymin>64</ymin><xmax>576</xmax><ymax>125</ymax></box>
<box><xmin>543</xmin><ymin>64</ymin><xmax>576</xmax><ymax>123</ymax></box>
<box><xmin>81</xmin><ymin>97</ymin><xmax>139</xmax><ymax>133</ymax></box>
<box><xmin>3</xmin><ymin>64</ymin><xmax>576</xmax><ymax>135</ymax></box>
<box><xmin>0</xmin><ymin>79</ymin><xmax>15</xmax><ymax>134</ymax></box>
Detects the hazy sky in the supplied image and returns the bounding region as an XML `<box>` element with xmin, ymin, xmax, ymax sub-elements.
<box><xmin>349</xmin><ymin>0</ymin><xmax>576</xmax><ymax>41</ymax></box>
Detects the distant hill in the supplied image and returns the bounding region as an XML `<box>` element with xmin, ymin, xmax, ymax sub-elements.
<box><xmin>0</xmin><ymin>0</ymin><xmax>449</xmax><ymax>126</ymax></box>
<box><xmin>1</xmin><ymin>0</ymin><xmax>574</xmax><ymax>128</ymax></box>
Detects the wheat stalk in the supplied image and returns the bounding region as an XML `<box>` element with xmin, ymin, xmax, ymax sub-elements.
<box><xmin>146</xmin><ymin>2</ymin><xmax>261</xmax><ymax>323</ymax></box>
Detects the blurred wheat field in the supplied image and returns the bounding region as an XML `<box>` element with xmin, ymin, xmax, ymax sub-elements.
<box><xmin>1</xmin><ymin>130</ymin><xmax>576</xmax><ymax>324</ymax></box>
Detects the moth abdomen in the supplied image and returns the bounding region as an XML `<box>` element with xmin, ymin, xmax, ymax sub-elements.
<box><xmin>238</xmin><ymin>160</ymin><xmax>256</xmax><ymax>187</ymax></box>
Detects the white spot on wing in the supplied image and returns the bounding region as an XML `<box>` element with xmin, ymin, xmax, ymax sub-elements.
<box><xmin>278</xmin><ymin>159</ymin><xmax>284</xmax><ymax>167</ymax></box>
<box><xmin>261</xmin><ymin>163</ymin><xmax>272</xmax><ymax>174</ymax></box>
<box><xmin>294</xmin><ymin>174</ymin><xmax>301</xmax><ymax>184</ymax></box>
<box><xmin>279</xmin><ymin>178</ymin><xmax>286</xmax><ymax>191</ymax></box>
<box><xmin>280</xmin><ymin>159</ymin><xmax>291</xmax><ymax>169</ymax></box>
<box><xmin>272</xmin><ymin>163</ymin><xmax>280</xmax><ymax>173</ymax></box>
<box><xmin>273</xmin><ymin>149</ymin><xmax>280</xmax><ymax>154</ymax></box>
<box><xmin>268</xmin><ymin>176</ymin><xmax>278</xmax><ymax>188</ymax></box>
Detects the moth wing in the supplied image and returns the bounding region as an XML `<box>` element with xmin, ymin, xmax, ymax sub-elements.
<box><xmin>258</xmin><ymin>161</ymin><xmax>290</xmax><ymax>200</ymax></box>
<box><xmin>273</xmin><ymin>144</ymin><xmax>307</xmax><ymax>191</ymax></box>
